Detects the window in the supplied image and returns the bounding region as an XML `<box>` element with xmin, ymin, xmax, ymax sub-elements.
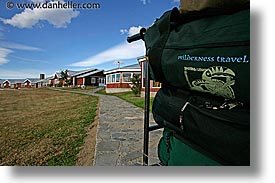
<box><xmin>122</xmin><ymin>72</ymin><xmax>131</xmax><ymax>82</ymax></box>
<box><xmin>99</xmin><ymin>78</ymin><xmax>105</xmax><ymax>84</ymax></box>
<box><xmin>91</xmin><ymin>78</ymin><xmax>96</xmax><ymax>84</ymax></box>
<box><xmin>112</xmin><ymin>74</ymin><xmax>115</xmax><ymax>83</ymax></box>
<box><xmin>153</xmin><ymin>81</ymin><xmax>162</xmax><ymax>88</ymax></box>
<box><xmin>116</xmin><ymin>73</ymin><xmax>120</xmax><ymax>83</ymax></box>
<box><xmin>107</xmin><ymin>73</ymin><xmax>122</xmax><ymax>83</ymax></box>
<box><xmin>107</xmin><ymin>75</ymin><xmax>111</xmax><ymax>83</ymax></box>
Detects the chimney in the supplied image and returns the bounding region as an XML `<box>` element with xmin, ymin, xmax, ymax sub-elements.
<box><xmin>40</xmin><ymin>74</ymin><xmax>45</xmax><ymax>80</ymax></box>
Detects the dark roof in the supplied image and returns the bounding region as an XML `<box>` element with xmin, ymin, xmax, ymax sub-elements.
<box><xmin>53</xmin><ymin>69</ymin><xmax>97</xmax><ymax>78</ymax></box>
<box><xmin>76</xmin><ymin>70</ymin><xmax>103</xmax><ymax>78</ymax></box>
<box><xmin>71</xmin><ymin>68</ymin><xmax>97</xmax><ymax>77</ymax></box>
<box><xmin>36</xmin><ymin>76</ymin><xmax>52</xmax><ymax>83</ymax></box>
<box><xmin>0</xmin><ymin>78</ymin><xmax>40</xmax><ymax>84</ymax></box>
<box><xmin>121</xmin><ymin>64</ymin><xmax>140</xmax><ymax>69</ymax></box>
<box><xmin>8</xmin><ymin>79</ymin><xmax>25</xmax><ymax>84</ymax></box>
<box><xmin>25</xmin><ymin>78</ymin><xmax>40</xmax><ymax>83</ymax></box>
<box><xmin>105</xmin><ymin>64</ymin><xmax>141</xmax><ymax>74</ymax></box>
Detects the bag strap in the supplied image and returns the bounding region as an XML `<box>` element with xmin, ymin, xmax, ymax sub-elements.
<box><xmin>147</xmin><ymin>7</ymin><xmax>181</xmax><ymax>83</ymax></box>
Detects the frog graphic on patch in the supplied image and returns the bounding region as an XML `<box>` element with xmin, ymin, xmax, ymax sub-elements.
<box><xmin>184</xmin><ymin>66</ymin><xmax>236</xmax><ymax>99</ymax></box>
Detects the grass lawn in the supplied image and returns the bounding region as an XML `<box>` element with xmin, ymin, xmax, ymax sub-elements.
<box><xmin>0</xmin><ymin>88</ymin><xmax>98</xmax><ymax>166</ymax></box>
<box><xmin>96</xmin><ymin>89</ymin><xmax>154</xmax><ymax>112</ymax></box>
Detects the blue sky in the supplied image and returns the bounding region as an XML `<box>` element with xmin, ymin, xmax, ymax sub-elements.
<box><xmin>0</xmin><ymin>0</ymin><xmax>180</xmax><ymax>79</ymax></box>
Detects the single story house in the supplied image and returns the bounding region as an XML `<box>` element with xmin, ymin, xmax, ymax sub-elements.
<box><xmin>1</xmin><ymin>80</ymin><xmax>11</xmax><ymax>88</ymax></box>
<box><xmin>48</xmin><ymin>69</ymin><xmax>105</xmax><ymax>87</ymax></box>
<box><xmin>37</xmin><ymin>77</ymin><xmax>52</xmax><ymax>88</ymax></box>
<box><xmin>50</xmin><ymin>70</ymin><xmax>78</xmax><ymax>87</ymax></box>
<box><xmin>0</xmin><ymin>78</ymin><xmax>40</xmax><ymax>89</ymax></box>
<box><xmin>71</xmin><ymin>69</ymin><xmax>105</xmax><ymax>87</ymax></box>
<box><xmin>9</xmin><ymin>79</ymin><xmax>25</xmax><ymax>89</ymax></box>
<box><xmin>104</xmin><ymin>64</ymin><xmax>141</xmax><ymax>93</ymax></box>
<box><xmin>137</xmin><ymin>56</ymin><xmax>161</xmax><ymax>97</ymax></box>
<box><xmin>25</xmin><ymin>78</ymin><xmax>41</xmax><ymax>88</ymax></box>
<box><xmin>36</xmin><ymin>74</ymin><xmax>52</xmax><ymax>88</ymax></box>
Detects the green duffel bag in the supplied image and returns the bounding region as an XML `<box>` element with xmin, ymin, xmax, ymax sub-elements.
<box><xmin>158</xmin><ymin>128</ymin><xmax>221</xmax><ymax>166</ymax></box>
<box><xmin>144</xmin><ymin>2</ymin><xmax>250</xmax><ymax>166</ymax></box>
<box><xmin>144</xmin><ymin>6</ymin><xmax>250</xmax><ymax>104</ymax></box>
<box><xmin>153</xmin><ymin>87</ymin><xmax>250</xmax><ymax>166</ymax></box>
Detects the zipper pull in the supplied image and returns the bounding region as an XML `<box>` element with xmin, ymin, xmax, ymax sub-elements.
<box><xmin>179</xmin><ymin>115</ymin><xmax>184</xmax><ymax>131</ymax></box>
<box><xmin>181</xmin><ymin>102</ymin><xmax>189</xmax><ymax>112</ymax></box>
<box><xmin>179</xmin><ymin>102</ymin><xmax>189</xmax><ymax>131</ymax></box>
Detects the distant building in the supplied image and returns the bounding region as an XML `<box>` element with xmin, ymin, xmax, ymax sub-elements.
<box><xmin>71</xmin><ymin>69</ymin><xmax>105</xmax><ymax>87</ymax></box>
<box><xmin>25</xmin><ymin>78</ymin><xmax>41</xmax><ymax>88</ymax></box>
<box><xmin>48</xmin><ymin>69</ymin><xmax>105</xmax><ymax>87</ymax></box>
<box><xmin>50</xmin><ymin>70</ymin><xmax>76</xmax><ymax>87</ymax></box>
<box><xmin>36</xmin><ymin>74</ymin><xmax>52</xmax><ymax>88</ymax></box>
<box><xmin>9</xmin><ymin>79</ymin><xmax>25</xmax><ymax>89</ymax></box>
<box><xmin>137</xmin><ymin>56</ymin><xmax>161</xmax><ymax>97</ymax></box>
<box><xmin>104</xmin><ymin>64</ymin><xmax>141</xmax><ymax>93</ymax></box>
<box><xmin>0</xmin><ymin>78</ymin><xmax>40</xmax><ymax>89</ymax></box>
<box><xmin>2</xmin><ymin>80</ymin><xmax>10</xmax><ymax>88</ymax></box>
<box><xmin>0</xmin><ymin>68</ymin><xmax>107</xmax><ymax>89</ymax></box>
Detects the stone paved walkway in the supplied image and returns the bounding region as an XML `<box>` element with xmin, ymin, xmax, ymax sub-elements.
<box><xmin>92</xmin><ymin>92</ymin><xmax>163</xmax><ymax>166</ymax></box>
<box><xmin>49</xmin><ymin>87</ymin><xmax>163</xmax><ymax>166</ymax></box>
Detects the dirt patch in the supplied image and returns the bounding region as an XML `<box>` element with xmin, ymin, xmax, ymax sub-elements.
<box><xmin>76</xmin><ymin>101</ymin><xmax>99</xmax><ymax>166</ymax></box>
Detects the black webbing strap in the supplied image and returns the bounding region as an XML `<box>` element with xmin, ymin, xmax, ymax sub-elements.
<box><xmin>147</xmin><ymin>7</ymin><xmax>180</xmax><ymax>83</ymax></box>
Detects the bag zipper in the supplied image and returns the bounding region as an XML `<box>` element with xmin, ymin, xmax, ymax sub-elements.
<box><xmin>180</xmin><ymin>101</ymin><xmax>248</xmax><ymax>126</ymax></box>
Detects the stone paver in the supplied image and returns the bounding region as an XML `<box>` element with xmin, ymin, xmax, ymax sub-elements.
<box><xmin>92</xmin><ymin>92</ymin><xmax>163</xmax><ymax>166</ymax></box>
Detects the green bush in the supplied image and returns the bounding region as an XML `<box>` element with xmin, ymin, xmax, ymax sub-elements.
<box><xmin>130</xmin><ymin>74</ymin><xmax>141</xmax><ymax>96</ymax></box>
<box><xmin>58</xmin><ymin>82</ymin><xmax>63</xmax><ymax>87</ymax></box>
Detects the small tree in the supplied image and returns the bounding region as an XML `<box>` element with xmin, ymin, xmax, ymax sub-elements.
<box><xmin>60</xmin><ymin>69</ymin><xmax>71</xmax><ymax>87</ymax></box>
<box><xmin>130</xmin><ymin>74</ymin><xmax>141</xmax><ymax>96</ymax></box>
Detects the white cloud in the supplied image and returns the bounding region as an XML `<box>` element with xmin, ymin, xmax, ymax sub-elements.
<box><xmin>120</xmin><ymin>29</ymin><xmax>128</xmax><ymax>35</ymax></box>
<box><xmin>70</xmin><ymin>41</ymin><xmax>145</xmax><ymax>67</ymax></box>
<box><xmin>128</xmin><ymin>26</ymin><xmax>143</xmax><ymax>36</ymax></box>
<box><xmin>120</xmin><ymin>26</ymin><xmax>143</xmax><ymax>36</ymax></box>
<box><xmin>140</xmin><ymin>0</ymin><xmax>151</xmax><ymax>5</ymax></box>
<box><xmin>0</xmin><ymin>1</ymin><xmax>79</xmax><ymax>28</ymax></box>
<box><xmin>0</xmin><ymin>41</ymin><xmax>42</xmax><ymax>51</ymax></box>
<box><xmin>0</xmin><ymin>48</ymin><xmax>13</xmax><ymax>65</ymax></box>
<box><xmin>0</xmin><ymin>41</ymin><xmax>42</xmax><ymax>65</ymax></box>
<box><xmin>71</xmin><ymin>25</ymin><xmax>146</xmax><ymax>67</ymax></box>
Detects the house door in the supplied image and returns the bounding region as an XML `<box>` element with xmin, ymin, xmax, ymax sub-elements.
<box><xmin>98</xmin><ymin>77</ymin><xmax>105</xmax><ymax>87</ymax></box>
